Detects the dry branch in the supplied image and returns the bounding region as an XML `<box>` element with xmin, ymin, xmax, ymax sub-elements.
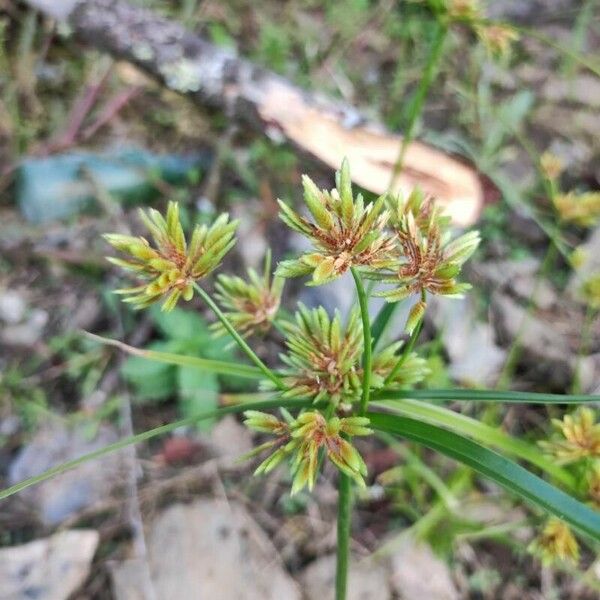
<box><xmin>25</xmin><ymin>0</ymin><xmax>484</xmax><ymax>225</ymax></box>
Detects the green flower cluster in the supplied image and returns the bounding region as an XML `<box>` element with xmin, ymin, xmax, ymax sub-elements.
<box><xmin>212</xmin><ymin>250</ymin><xmax>284</xmax><ymax>338</ymax></box>
<box><xmin>276</xmin><ymin>159</ymin><xmax>396</xmax><ymax>285</ymax></box>
<box><xmin>274</xmin><ymin>304</ymin><xmax>428</xmax><ymax>406</ymax></box>
<box><xmin>104</xmin><ymin>201</ymin><xmax>237</xmax><ymax>311</ymax></box>
<box><xmin>244</xmin><ymin>409</ymin><xmax>372</xmax><ymax>493</ymax></box>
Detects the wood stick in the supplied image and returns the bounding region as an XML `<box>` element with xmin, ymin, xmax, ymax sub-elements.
<box><xmin>24</xmin><ymin>0</ymin><xmax>484</xmax><ymax>225</ymax></box>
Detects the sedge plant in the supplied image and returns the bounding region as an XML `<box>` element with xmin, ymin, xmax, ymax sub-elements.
<box><xmin>2</xmin><ymin>160</ymin><xmax>600</xmax><ymax>599</ymax></box>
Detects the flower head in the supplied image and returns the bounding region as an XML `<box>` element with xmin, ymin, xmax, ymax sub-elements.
<box><xmin>476</xmin><ymin>24</ymin><xmax>519</xmax><ymax>59</ymax></box>
<box><xmin>375</xmin><ymin>190</ymin><xmax>480</xmax><ymax>331</ymax></box>
<box><xmin>540</xmin><ymin>152</ymin><xmax>563</xmax><ymax>182</ymax></box>
<box><xmin>529</xmin><ymin>518</ymin><xmax>579</xmax><ymax>566</ymax></box>
<box><xmin>105</xmin><ymin>202</ymin><xmax>238</xmax><ymax>311</ymax></box>
<box><xmin>243</xmin><ymin>409</ymin><xmax>372</xmax><ymax>493</ymax></box>
<box><xmin>276</xmin><ymin>159</ymin><xmax>396</xmax><ymax>285</ymax></box>
<box><xmin>277</xmin><ymin>305</ymin><xmax>364</xmax><ymax>406</ymax></box>
<box><xmin>446</xmin><ymin>0</ymin><xmax>480</xmax><ymax>21</ymax></box>
<box><xmin>553</xmin><ymin>191</ymin><xmax>600</xmax><ymax>228</ymax></box>
<box><xmin>212</xmin><ymin>250</ymin><xmax>283</xmax><ymax>338</ymax></box>
<box><xmin>274</xmin><ymin>304</ymin><xmax>428</xmax><ymax>405</ymax></box>
<box><xmin>580</xmin><ymin>274</ymin><xmax>600</xmax><ymax>310</ymax></box>
<box><xmin>539</xmin><ymin>408</ymin><xmax>600</xmax><ymax>464</ymax></box>
<box><xmin>586</xmin><ymin>462</ymin><xmax>600</xmax><ymax>508</ymax></box>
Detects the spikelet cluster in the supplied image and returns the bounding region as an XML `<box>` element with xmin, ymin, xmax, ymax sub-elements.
<box><xmin>275</xmin><ymin>159</ymin><xmax>396</xmax><ymax>286</ymax></box>
<box><xmin>539</xmin><ymin>408</ymin><xmax>600</xmax><ymax>464</ymax></box>
<box><xmin>212</xmin><ymin>250</ymin><xmax>283</xmax><ymax>338</ymax></box>
<box><xmin>105</xmin><ymin>202</ymin><xmax>237</xmax><ymax>311</ymax></box>
<box><xmin>243</xmin><ymin>410</ymin><xmax>372</xmax><ymax>493</ymax></box>
<box><xmin>529</xmin><ymin>518</ymin><xmax>579</xmax><ymax>566</ymax></box>
<box><xmin>553</xmin><ymin>191</ymin><xmax>600</xmax><ymax>228</ymax></box>
<box><xmin>274</xmin><ymin>305</ymin><xmax>428</xmax><ymax>406</ymax></box>
<box><xmin>375</xmin><ymin>190</ymin><xmax>480</xmax><ymax>333</ymax></box>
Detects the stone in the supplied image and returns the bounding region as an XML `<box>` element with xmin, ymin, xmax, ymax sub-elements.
<box><xmin>112</xmin><ymin>499</ymin><xmax>301</xmax><ymax>600</ymax></box>
<box><xmin>0</xmin><ymin>529</ymin><xmax>99</xmax><ymax>600</ymax></box>
<box><xmin>390</xmin><ymin>538</ymin><xmax>458</xmax><ymax>600</ymax></box>
<box><xmin>8</xmin><ymin>422</ymin><xmax>125</xmax><ymax>526</ymax></box>
<box><xmin>299</xmin><ymin>554</ymin><xmax>391</xmax><ymax>600</ymax></box>
<box><xmin>490</xmin><ymin>293</ymin><xmax>574</xmax><ymax>387</ymax></box>
<box><xmin>430</xmin><ymin>296</ymin><xmax>506</xmax><ymax>387</ymax></box>
<box><xmin>0</xmin><ymin>290</ymin><xmax>26</xmax><ymax>324</ymax></box>
<box><xmin>207</xmin><ymin>415</ymin><xmax>253</xmax><ymax>463</ymax></box>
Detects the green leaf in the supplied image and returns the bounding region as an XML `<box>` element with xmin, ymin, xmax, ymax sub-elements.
<box><xmin>368</xmin><ymin>412</ymin><xmax>600</xmax><ymax>541</ymax></box>
<box><xmin>370</xmin><ymin>302</ymin><xmax>397</xmax><ymax>348</ymax></box>
<box><xmin>150</xmin><ymin>305</ymin><xmax>212</xmax><ymax>341</ymax></box>
<box><xmin>372</xmin><ymin>398</ymin><xmax>574</xmax><ymax>489</ymax></box>
<box><xmin>0</xmin><ymin>397</ymin><xmax>312</xmax><ymax>502</ymax></box>
<box><xmin>177</xmin><ymin>367</ymin><xmax>219</xmax><ymax>431</ymax></box>
<box><xmin>121</xmin><ymin>341</ymin><xmax>177</xmax><ymax>401</ymax></box>
<box><xmin>374</xmin><ymin>388</ymin><xmax>600</xmax><ymax>404</ymax></box>
<box><xmin>86</xmin><ymin>332</ymin><xmax>263</xmax><ymax>379</ymax></box>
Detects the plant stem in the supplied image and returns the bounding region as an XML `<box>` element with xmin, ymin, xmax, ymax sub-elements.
<box><xmin>384</xmin><ymin>291</ymin><xmax>426</xmax><ymax>385</ymax></box>
<box><xmin>351</xmin><ymin>268</ymin><xmax>372</xmax><ymax>416</ymax></box>
<box><xmin>389</xmin><ymin>21</ymin><xmax>447</xmax><ymax>189</ymax></box>
<box><xmin>193</xmin><ymin>283</ymin><xmax>285</xmax><ymax>390</ymax></box>
<box><xmin>335</xmin><ymin>472</ymin><xmax>352</xmax><ymax>600</ymax></box>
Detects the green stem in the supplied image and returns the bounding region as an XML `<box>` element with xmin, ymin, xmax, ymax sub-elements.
<box><xmin>335</xmin><ymin>472</ymin><xmax>352</xmax><ymax>600</ymax></box>
<box><xmin>389</xmin><ymin>21</ymin><xmax>447</xmax><ymax>189</ymax></box>
<box><xmin>496</xmin><ymin>245</ymin><xmax>556</xmax><ymax>389</ymax></box>
<box><xmin>193</xmin><ymin>283</ymin><xmax>284</xmax><ymax>390</ymax></box>
<box><xmin>384</xmin><ymin>291</ymin><xmax>426</xmax><ymax>385</ymax></box>
<box><xmin>351</xmin><ymin>268</ymin><xmax>372</xmax><ymax>416</ymax></box>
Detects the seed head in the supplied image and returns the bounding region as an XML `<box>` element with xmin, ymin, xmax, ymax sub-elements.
<box><xmin>580</xmin><ymin>274</ymin><xmax>600</xmax><ymax>310</ymax></box>
<box><xmin>273</xmin><ymin>304</ymin><xmax>428</xmax><ymax>406</ymax></box>
<box><xmin>540</xmin><ymin>152</ymin><xmax>563</xmax><ymax>182</ymax></box>
<box><xmin>553</xmin><ymin>191</ymin><xmax>600</xmax><ymax>228</ymax></box>
<box><xmin>539</xmin><ymin>408</ymin><xmax>600</xmax><ymax>464</ymax></box>
<box><xmin>212</xmin><ymin>250</ymin><xmax>283</xmax><ymax>338</ymax></box>
<box><xmin>529</xmin><ymin>518</ymin><xmax>579</xmax><ymax>566</ymax></box>
<box><xmin>375</xmin><ymin>190</ymin><xmax>480</xmax><ymax>331</ymax></box>
<box><xmin>277</xmin><ymin>305</ymin><xmax>364</xmax><ymax>406</ymax></box>
<box><xmin>243</xmin><ymin>409</ymin><xmax>372</xmax><ymax>493</ymax></box>
<box><xmin>275</xmin><ymin>158</ymin><xmax>396</xmax><ymax>285</ymax></box>
<box><xmin>104</xmin><ymin>202</ymin><xmax>238</xmax><ymax>311</ymax></box>
<box><xmin>476</xmin><ymin>24</ymin><xmax>519</xmax><ymax>59</ymax></box>
<box><xmin>586</xmin><ymin>462</ymin><xmax>600</xmax><ymax>508</ymax></box>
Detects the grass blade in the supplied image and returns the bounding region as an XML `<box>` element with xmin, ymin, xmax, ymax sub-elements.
<box><xmin>372</xmin><ymin>398</ymin><xmax>574</xmax><ymax>489</ymax></box>
<box><xmin>368</xmin><ymin>412</ymin><xmax>600</xmax><ymax>541</ymax></box>
<box><xmin>85</xmin><ymin>331</ymin><xmax>264</xmax><ymax>379</ymax></box>
<box><xmin>374</xmin><ymin>388</ymin><xmax>600</xmax><ymax>404</ymax></box>
<box><xmin>0</xmin><ymin>397</ymin><xmax>310</xmax><ymax>501</ymax></box>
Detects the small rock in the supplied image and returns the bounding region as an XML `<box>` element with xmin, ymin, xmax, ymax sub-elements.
<box><xmin>0</xmin><ymin>529</ymin><xmax>99</xmax><ymax>600</ymax></box>
<box><xmin>299</xmin><ymin>554</ymin><xmax>391</xmax><ymax>600</ymax></box>
<box><xmin>0</xmin><ymin>290</ymin><xmax>26</xmax><ymax>324</ymax></box>
<box><xmin>490</xmin><ymin>293</ymin><xmax>574</xmax><ymax>387</ymax></box>
<box><xmin>8</xmin><ymin>422</ymin><xmax>124</xmax><ymax>526</ymax></box>
<box><xmin>542</xmin><ymin>75</ymin><xmax>600</xmax><ymax>109</ymax></box>
<box><xmin>116</xmin><ymin>499</ymin><xmax>302</xmax><ymax>600</ymax></box>
<box><xmin>208</xmin><ymin>415</ymin><xmax>253</xmax><ymax>463</ymax></box>
<box><xmin>390</xmin><ymin>538</ymin><xmax>458</xmax><ymax>600</ymax></box>
<box><xmin>1</xmin><ymin>308</ymin><xmax>48</xmax><ymax>347</ymax></box>
<box><xmin>473</xmin><ymin>259</ymin><xmax>557</xmax><ymax>310</ymax></box>
<box><xmin>430</xmin><ymin>297</ymin><xmax>506</xmax><ymax>386</ymax></box>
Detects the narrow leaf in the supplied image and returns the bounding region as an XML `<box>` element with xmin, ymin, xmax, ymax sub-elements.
<box><xmin>368</xmin><ymin>412</ymin><xmax>600</xmax><ymax>541</ymax></box>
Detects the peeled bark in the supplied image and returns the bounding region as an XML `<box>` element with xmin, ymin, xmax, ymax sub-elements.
<box><xmin>25</xmin><ymin>0</ymin><xmax>484</xmax><ymax>225</ymax></box>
